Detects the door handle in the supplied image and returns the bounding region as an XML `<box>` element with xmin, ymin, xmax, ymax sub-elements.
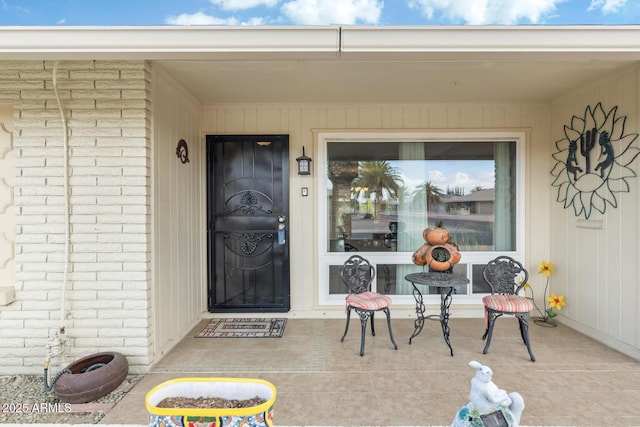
<box><xmin>277</xmin><ymin>216</ymin><xmax>286</xmax><ymax>245</ymax></box>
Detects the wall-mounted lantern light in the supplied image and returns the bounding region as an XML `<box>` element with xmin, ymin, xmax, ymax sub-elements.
<box><xmin>296</xmin><ymin>146</ymin><xmax>312</xmax><ymax>175</ymax></box>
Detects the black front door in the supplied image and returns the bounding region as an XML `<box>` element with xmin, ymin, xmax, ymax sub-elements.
<box><xmin>206</xmin><ymin>135</ymin><xmax>290</xmax><ymax>312</ymax></box>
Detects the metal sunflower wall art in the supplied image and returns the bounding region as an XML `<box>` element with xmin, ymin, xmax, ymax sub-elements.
<box><xmin>551</xmin><ymin>103</ymin><xmax>640</xmax><ymax>219</ymax></box>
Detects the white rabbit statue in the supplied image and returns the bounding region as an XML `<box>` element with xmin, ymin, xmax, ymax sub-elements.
<box><xmin>451</xmin><ymin>360</ymin><xmax>524</xmax><ymax>427</ymax></box>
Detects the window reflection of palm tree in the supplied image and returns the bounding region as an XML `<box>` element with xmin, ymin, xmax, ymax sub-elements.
<box><xmin>413</xmin><ymin>181</ymin><xmax>444</xmax><ymax>210</ymax></box>
<box><xmin>352</xmin><ymin>161</ymin><xmax>403</xmax><ymax>221</ymax></box>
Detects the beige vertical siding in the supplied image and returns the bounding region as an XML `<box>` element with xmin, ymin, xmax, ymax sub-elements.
<box><xmin>550</xmin><ymin>64</ymin><xmax>640</xmax><ymax>360</ymax></box>
<box><xmin>202</xmin><ymin>102</ymin><xmax>551</xmax><ymax>319</ymax></box>
<box><xmin>152</xmin><ymin>66</ymin><xmax>204</xmax><ymax>361</ymax></box>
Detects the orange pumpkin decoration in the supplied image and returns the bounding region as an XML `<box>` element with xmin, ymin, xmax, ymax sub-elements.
<box><xmin>412</xmin><ymin>244</ymin><xmax>429</xmax><ymax>266</ymax></box>
<box><xmin>423</xmin><ymin>225</ymin><xmax>450</xmax><ymax>245</ymax></box>
<box><xmin>449</xmin><ymin>246</ymin><xmax>462</xmax><ymax>265</ymax></box>
<box><xmin>423</xmin><ymin>243</ymin><xmax>462</xmax><ymax>272</ymax></box>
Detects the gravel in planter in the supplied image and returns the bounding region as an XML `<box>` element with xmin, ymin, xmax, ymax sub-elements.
<box><xmin>157</xmin><ymin>395</ymin><xmax>267</xmax><ymax>409</ymax></box>
<box><xmin>0</xmin><ymin>374</ymin><xmax>143</xmax><ymax>424</ymax></box>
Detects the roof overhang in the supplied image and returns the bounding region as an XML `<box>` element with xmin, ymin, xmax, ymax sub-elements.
<box><xmin>3</xmin><ymin>25</ymin><xmax>640</xmax><ymax>59</ymax></box>
<box><xmin>0</xmin><ymin>26</ymin><xmax>340</xmax><ymax>60</ymax></box>
<box><xmin>2</xmin><ymin>25</ymin><xmax>640</xmax><ymax>103</ymax></box>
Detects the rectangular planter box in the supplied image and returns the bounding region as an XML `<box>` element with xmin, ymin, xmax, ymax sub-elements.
<box><xmin>145</xmin><ymin>377</ymin><xmax>276</xmax><ymax>427</ymax></box>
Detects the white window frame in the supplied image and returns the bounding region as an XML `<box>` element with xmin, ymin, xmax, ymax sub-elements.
<box><xmin>315</xmin><ymin>130</ymin><xmax>526</xmax><ymax>307</ymax></box>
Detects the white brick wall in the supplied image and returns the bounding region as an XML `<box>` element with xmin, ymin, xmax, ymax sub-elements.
<box><xmin>0</xmin><ymin>60</ymin><xmax>152</xmax><ymax>375</ymax></box>
<box><xmin>0</xmin><ymin>103</ymin><xmax>15</xmax><ymax>300</ymax></box>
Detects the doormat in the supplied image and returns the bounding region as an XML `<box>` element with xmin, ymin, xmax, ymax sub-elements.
<box><xmin>196</xmin><ymin>318</ymin><xmax>287</xmax><ymax>338</ymax></box>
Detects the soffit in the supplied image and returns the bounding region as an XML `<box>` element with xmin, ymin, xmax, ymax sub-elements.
<box><xmin>155</xmin><ymin>57</ymin><xmax>630</xmax><ymax>104</ymax></box>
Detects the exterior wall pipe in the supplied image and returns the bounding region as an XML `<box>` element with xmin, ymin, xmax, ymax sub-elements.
<box><xmin>42</xmin><ymin>62</ymin><xmax>71</xmax><ymax>385</ymax></box>
<box><xmin>52</xmin><ymin>61</ymin><xmax>70</xmax><ymax>339</ymax></box>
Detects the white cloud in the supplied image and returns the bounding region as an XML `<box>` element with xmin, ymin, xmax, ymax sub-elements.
<box><xmin>165</xmin><ymin>11</ymin><xmax>266</xmax><ymax>25</ymax></box>
<box><xmin>451</xmin><ymin>171</ymin><xmax>472</xmax><ymax>187</ymax></box>
<box><xmin>2</xmin><ymin>0</ymin><xmax>30</xmax><ymax>14</ymax></box>
<box><xmin>57</xmin><ymin>18</ymin><xmax>66</xmax><ymax>25</ymax></box>
<box><xmin>407</xmin><ymin>0</ymin><xmax>563</xmax><ymax>24</ymax></box>
<box><xmin>209</xmin><ymin>0</ymin><xmax>279</xmax><ymax>11</ymax></box>
<box><xmin>422</xmin><ymin>170</ymin><xmax>494</xmax><ymax>193</ymax></box>
<box><xmin>588</xmin><ymin>0</ymin><xmax>627</xmax><ymax>14</ymax></box>
<box><xmin>166</xmin><ymin>12</ymin><xmax>233</xmax><ymax>25</ymax></box>
<box><xmin>401</xmin><ymin>175</ymin><xmax>427</xmax><ymax>194</ymax></box>
<box><xmin>427</xmin><ymin>170</ymin><xmax>447</xmax><ymax>185</ymax></box>
<box><xmin>243</xmin><ymin>16</ymin><xmax>270</xmax><ymax>24</ymax></box>
<box><xmin>281</xmin><ymin>0</ymin><xmax>383</xmax><ymax>25</ymax></box>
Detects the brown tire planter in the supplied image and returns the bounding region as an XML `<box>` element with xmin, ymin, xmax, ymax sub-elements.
<box><xmin>54</xmin><ymin>351</ymin><xmax>129</xmax><ymax>404</ymax></box>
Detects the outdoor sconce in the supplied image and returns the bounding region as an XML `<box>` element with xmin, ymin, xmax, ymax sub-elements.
<box><xmin>296</xmin><ymin>146</ymin><xmax>312</xmax><ymax>175</ymax></box>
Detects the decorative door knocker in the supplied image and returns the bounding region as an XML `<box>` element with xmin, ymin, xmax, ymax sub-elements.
<box><xmin>551</xmin><ymin>103</ymin><xmax>639</xmax><ymax>219</ymax></box>
<box><xmin>176</xmin><ymin>139</ymin><xmax>189</xmax><ymax>164</ymax></box>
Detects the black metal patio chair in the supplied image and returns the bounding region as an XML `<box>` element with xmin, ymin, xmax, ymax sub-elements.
<box><xmin>481</xmin><ymin>256</ymin><xmax>536</xmax><ymax>361</ymax></box>
<box><xmin>339</xmin><ymin>255</ymin><xmax>398</xmax><ymax>356</ymax></box>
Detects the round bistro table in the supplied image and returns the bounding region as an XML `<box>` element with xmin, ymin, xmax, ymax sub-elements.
<box><xmin>404</xmin><ymin>271</ymin><xmax>469</xmax><ymax>356</ymax></box>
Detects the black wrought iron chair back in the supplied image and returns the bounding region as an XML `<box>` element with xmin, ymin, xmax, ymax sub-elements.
<box><xmin>481</xmin><ymin>256</ymin><xmax>535</xmax><ymax>361</ymax></box>
<box><xmin>341</xmin><ymin>256</ymin><xmax>373</xmax><ymax>293</ymax></box>
<box><xmin>340</xmin><ymin>255</ymin><xmax>398</xmax><ymax>356</ymax></box>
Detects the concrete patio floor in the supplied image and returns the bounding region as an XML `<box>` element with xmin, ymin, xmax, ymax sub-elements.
<box><xmin>97</xmin><ymin>318</ymin><xmax>640</xmax><ymax>426</ymax></box>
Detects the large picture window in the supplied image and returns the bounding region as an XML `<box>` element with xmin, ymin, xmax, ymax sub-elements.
<box><xmin>317</xmin><ymin>131</ymin><xmax>525</xmax><ymax>305</ymax></box>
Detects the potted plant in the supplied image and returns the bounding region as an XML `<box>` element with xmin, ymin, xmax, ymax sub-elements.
<box><xmin>145</xmin><ymin>377</ymin><xmax>276</xmax><ymax>427</ymax></box>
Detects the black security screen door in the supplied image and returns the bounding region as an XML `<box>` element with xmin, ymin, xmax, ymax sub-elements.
<box><xmin>206</xmin><ymin>135</ymin><xmax>290</xmax><ymax>312</ymax></box>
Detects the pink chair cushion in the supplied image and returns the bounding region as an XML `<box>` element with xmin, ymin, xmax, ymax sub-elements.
<box><xmin>346</xmin><ymin>291</ymin><xmax>392</xmax><ymax>311</ymax></box>
<box><xmin>482</xmin><ymin>294</ymin><xmax>533</xmax><ymax>313</ymax></box>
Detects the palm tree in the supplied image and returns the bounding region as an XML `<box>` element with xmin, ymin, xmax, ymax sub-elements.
<box><xmin>352</xmin><ymin>161</ymin><xmax>403</xmax><ymax>220</ymax></box>
<box><xmin>413</xmin><ymin>181</ymin><xmax>444</xmax><ymax>210</ymax></box>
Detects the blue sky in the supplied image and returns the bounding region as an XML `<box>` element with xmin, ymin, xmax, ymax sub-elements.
<box><xmin>0</xmin><ymin>0</ymin><xmax>638</xmax><ymax>26</ymax></box>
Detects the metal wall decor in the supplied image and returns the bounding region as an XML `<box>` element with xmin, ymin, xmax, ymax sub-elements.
<box><xmin>176</xmin><ymin>139</ymin><xmax>189</xmax><ymax>164</ymax></box>
<box><xmin>551</xmin><ymin>103</ymin><xmax>640</xmax><ymax>219</ymax></box>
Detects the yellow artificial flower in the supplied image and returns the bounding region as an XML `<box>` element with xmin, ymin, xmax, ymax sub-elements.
<box><xmin>547</xmin><ymin>293</ymin><xmax>566</xmax><ymax>310</ymax></box>
<box><xmin>538</xmin><ymin>261</ymin><xmax>554</xmax><ymax>277</ymax></box>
